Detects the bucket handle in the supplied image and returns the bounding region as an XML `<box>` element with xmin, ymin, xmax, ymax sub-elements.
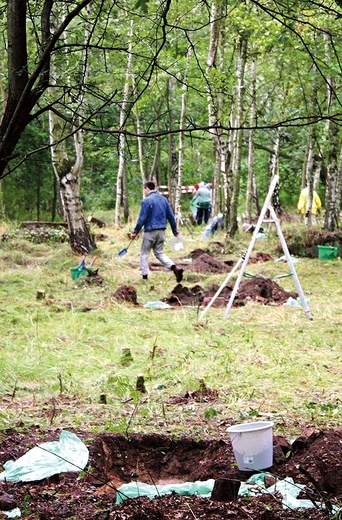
<box><xmin>229</xmin><ymin>433</ymin><xmax>241</xmax><ymax>446</ymax></box>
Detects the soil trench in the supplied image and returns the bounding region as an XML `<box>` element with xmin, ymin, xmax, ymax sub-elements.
<box><xmin>0</xmin><ymin>426</ymin><xmax>340</xmax><ymax>519</ymax></box>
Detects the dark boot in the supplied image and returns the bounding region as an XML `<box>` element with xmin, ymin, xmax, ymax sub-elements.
<box><xmin>173</xmin><ymin>266</ymin><xmax>184</xmax><ymax>283</ymax></box>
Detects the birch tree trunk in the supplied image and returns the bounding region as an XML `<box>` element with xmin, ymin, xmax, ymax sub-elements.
<box><xmin>49</xmin><ymin>4</ymin><xmax>95</xmax><ymax>255</ymax></box>
<box><xmin>269</xmin><ymin>130</ymin><xmax>282</xmax><ymax>216</ymax></box>
<box><xmin>132</xmin><ymin>76</ymin><xmax>146</xmax><ymax>184</ymax></box>
<box><xmin>303</xmin><ymin>64</ymin><xmax>319</xmax><ymax>228</ymax></box>
<box><xmin>323</xmin><ymin>29</ymin><xmax>341</xmax><ymax>230</ymax></box>
<box><xmin>174</xmin><ymin>47</ymin><xmax>191</xmax><ymax>224</ymax></box>
<box><xmin>166</xmin><ymin>76</ymin><xmax>178</xmax><ymax>211</ymax></box>
<box><xmin>246</xmin><ymin>57</ymin><xmax>257</xmax><ymax>223</ymax></box>
<box><xmin>206</xmin><ymin>1</ymin><xmax>229</xmax><ymax>220</ymax></box>
<box><xmin>114</xmin><ymin>19</ymin><xmax>134</xmax><ymax>228</ymax></box>
<box><xmin>50</xmin><ymin>113</ymin><xmax>95</xmax><ymax>254</ymax></box>
<box><xmin>228</xmin><ymin>31</ymin><xmax>248</xmax><ymax>236</ymax></box>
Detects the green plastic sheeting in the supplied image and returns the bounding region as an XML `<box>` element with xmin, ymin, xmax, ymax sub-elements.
<box><xmin>116</xmin><ymin>473</ymin><xmax>339</xmax><ymax>513</ymax></box>
<box><xmin>116</xmin><ymin>479</ymin><xmax>215</xmax><ymax>504</ymax></box>
<box><xmin>2</xmin><ymin>507</ymin><xmax>21</xmax><ymax>519</ymax></box>
<box><xmin>283</xmin><ymin>296</ymin><xmax>310</xmax><ymax>307</ymax></box>
<box><xmin>143</xmin><ymin>301</ymin><xmax>173</xmax><ymax>309</ymax></box>
<box><xmin>0</xmin><ymin>430</ymin><xmax>89</xmax><ymax>483</ymax></box>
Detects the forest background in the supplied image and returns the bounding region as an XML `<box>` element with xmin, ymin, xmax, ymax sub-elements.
<box><xmin>0</xmin><ymin>0</ymin><xmax>341</xmax><ymax>250</ymax></box>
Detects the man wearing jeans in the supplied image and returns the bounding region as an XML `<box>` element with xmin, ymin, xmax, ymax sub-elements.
<box><xmin>130</xmin><ymin>182</ymin><xmax>184</xmax><ymax>282</ymax></box>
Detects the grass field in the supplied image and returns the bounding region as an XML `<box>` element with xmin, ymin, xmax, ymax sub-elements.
<box><xmin>0</xmin><ymin>219</ymin><xmax>341</xmax><ymax>439</ymax></box>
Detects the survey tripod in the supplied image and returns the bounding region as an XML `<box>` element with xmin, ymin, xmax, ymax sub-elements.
<box><xmin>199</xmin><ymin>175</ymin><xmax>313</xmax><ymax>321</ymax></box>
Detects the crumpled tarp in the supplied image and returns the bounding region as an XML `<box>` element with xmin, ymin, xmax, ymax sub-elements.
<box><xmin>143</xmin><ymin>301</ymin><xmax>173</xmax><ymax>309</ymax></box>
<box><xmin>116</xmin><ymin>472</ymin><xmax>339</xmax><ymax>512</ymax></box>
<box><xmin>116</xmin><ymin>479</ymin><xmax>215</xmax><ymax>504</ymax></box>
<box><xmin>283</xmin><ymin>296</ymin><xmax>310</xmax><ymax>307</ymax></box>
<box><xmin>0</xmin><ymin>430</ymin><xmax>89</xmax><ymax>483</ymax></box>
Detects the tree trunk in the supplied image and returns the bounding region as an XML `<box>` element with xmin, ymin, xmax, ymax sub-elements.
<box><xmin>228</xmin><ymin>32</ymin><xmax>248</xmax><ymax>236</ymax></box>
<box><xmin>114</xmin><ymin>19</ymin><xmax>134</xmax><ymax>228</ymax></box>
<box><xmin>132</xmin><ymin>76</ymin><xmax>146</xmax><ymax>184</ymax></box>
<box><xmin>49</xmin><ymin>113</ymin><xmax>95</xmax><ymax>255</ymax></box>
<box><xmin>175</xmin><ymin>47</ymin><xmax>191</xmax><ymax>224</ymax></box>
<box><xmin>303</xmin><ymin>64</ymin><xmax>319</xmax><ymax>228</ymax></box>
<box><xmin>246</xmin><ymin>57</ymin><xmax>257</xmax><ymax>223</ymax></box>
<box><xmin>323</xmin><ymin>29</ymin><xmax>340</xmax><ymax>230</ymax></box>
<box><xmin>269</xmin><ymin>130</ymin><xmax>282</xmax><ymax>216</ymax></box>
<box><xmin>206</xmin><ymin>1</ymin><xmax>229</xmax><ymax>219</ymax></box>
<box><xmin>49</xmin><ymin>3</ymin><xmax>95</xmax><ymax>255</ymax></box>
<box><xmin>166</xmin><ymin>77</ymin><xmax>178</xmax><ymax>211</ymax></box>
<box><xmin>149</xmin><ymin>97</ymin><xmax>163</xmax><ymax>184</ymax></box>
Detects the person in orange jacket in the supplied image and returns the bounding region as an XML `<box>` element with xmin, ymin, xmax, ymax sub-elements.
<box><xmin>297</xmin><ymin>185</ymin><xmax>322</xmax><ymax>225</ymax></box>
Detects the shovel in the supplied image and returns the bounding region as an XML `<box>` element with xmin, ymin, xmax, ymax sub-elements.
<box><xmin>118</xmin><ymin>240</ymin><xmax>133</xmax><ymax>257</ymax></box>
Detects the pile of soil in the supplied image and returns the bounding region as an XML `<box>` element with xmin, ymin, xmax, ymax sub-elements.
<box><xmin>161</xmin><ymin>249</ymin><xmax>297</xmax><ymax>307</ymax></box>
<box><xmin>164</xmin><ymin>277</ymin><xmax>297</xmax><ymax>307</ymax></box>
<box><xmin>112</xmin><ymin>285</ymin><xmax>139</xmax><ymax>305</ymax></box>
<box><xmin>0</xmin><ymin>426</ymin><xmax>340</xmax><ymax>519</ymax></box>
<box><xmin>185</xmin><ymin>251</ymin><xmax>232</xmax><ymax>273</ymax></box>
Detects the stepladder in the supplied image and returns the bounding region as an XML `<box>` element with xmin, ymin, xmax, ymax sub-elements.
<box><xmin>199</xmin><ymin>175</ymin><xmax>313</xmax><ymax>321</ymax></box>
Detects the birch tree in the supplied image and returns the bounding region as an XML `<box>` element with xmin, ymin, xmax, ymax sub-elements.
<box><xmin>228</xmin><ymin>31</ymin><xmax>248</xmax><ymax>236</ymax></box>
<box><xmin>114</xmin><ymin>19</ymin><xmax>134</xmax><ymax>228</ymax></box>
<box><xmin>206</xmin><ymin>1</ymin><xmax>230</xmax><ymax>220</ymax></box>
<box><xmin>48</xmin><ymin>3</ymin><xmax>95</xmax><ymax>254</ymax></box>
<box><xmin>323</xmin><ymin>29</ymin><xmax>341</xmax><ymax>230</ymax></box>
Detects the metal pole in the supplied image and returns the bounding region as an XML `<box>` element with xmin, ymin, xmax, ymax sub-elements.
<box><xmin>199</xmin><ymin>255</ymin><xmax>245</xmax><ymax>321</ymax></box>
<box><xmin>269</xmin><ymin>205</ymin><xmax>313</xmax><ymax>320</ymax></box>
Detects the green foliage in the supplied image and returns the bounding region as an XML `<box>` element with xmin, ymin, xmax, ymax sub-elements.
<box><xmin>204</xmin><ymin>407</ymin><xmax>218</xmax><ymax>420</ymax></box>
<box><xmin>2</xmin><ymin>0</ymin><xmax>341</xmax><ymax>221</ymax></box>
<box><xmin>135</xmin><ymin>0</ymin><xmax>149</xmax><ymax>13</ymax></box>
<box><xmin>1</xmin><ymin>227</ymin><xmax>69</xmax><ymax>245</ymax></box>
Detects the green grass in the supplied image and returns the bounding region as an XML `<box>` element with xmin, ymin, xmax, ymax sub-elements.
<box><xmin>0</xmin><ymin>221</ymin><xmax>341</xmax><ymax>439</ymax></box>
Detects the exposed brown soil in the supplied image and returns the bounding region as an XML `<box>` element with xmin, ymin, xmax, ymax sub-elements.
<box><xmin>112</xmin><ymin>285</ymin><xmax>140</xmax><ymax>305</ymax></box>
<box><xmin>0</xmin><ymin>426</ymin><xmax>340</xmax><ymax>519</ymax></box>
<box><xmin>164</xmin><ymin>276</ymin><xmax>297</xmax><ymax>308</ymax></box>
<box><xmin>151</xmin><ymin>249</ymin><xmax>297</xmax><ymax>308</ymax></box>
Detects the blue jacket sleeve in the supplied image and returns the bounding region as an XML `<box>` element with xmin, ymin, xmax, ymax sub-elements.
<box><xmin>133</xmin><ymin>200</ymin><xmax>150</xmax><ymax>234</ymax></box>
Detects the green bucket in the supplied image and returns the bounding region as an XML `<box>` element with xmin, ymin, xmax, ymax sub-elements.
<box><xmin>70</xmin><ymin>267</ymin><xmax>88</xmax><ymax>280</ymax></box>
<box><xmin>317</xmin><ymin>245</ymin><xmax>338</xmax><ymax>261</ymax></box>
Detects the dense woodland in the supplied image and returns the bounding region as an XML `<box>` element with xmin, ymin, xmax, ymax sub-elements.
<box><xmin>0</xmin><ymin>0</ymin><xmax>341</xmax><ymax>253</ymax></box>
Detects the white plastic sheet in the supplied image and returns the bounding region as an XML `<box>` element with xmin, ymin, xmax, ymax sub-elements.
<box><xmin>0</xmin><ymin>430</ymin><xmax>89</xmax><ymax>483</ymax></box>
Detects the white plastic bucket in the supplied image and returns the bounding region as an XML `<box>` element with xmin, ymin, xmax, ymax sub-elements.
<box><xmin>169</xmin><ymin>236</ymin><xmax>185</xmax><ymax>252</ymax></box>
<box><xmin>227</xmin><ymin>421</ymin><xmax>274</xmax><ymax>471</ymax></box>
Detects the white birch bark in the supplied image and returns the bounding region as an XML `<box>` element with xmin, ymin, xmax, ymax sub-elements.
<box><xmin>246</xmin><ymin>57</ymin><xmax>257</xmax><ymax>223</ymax></box>
<box><xmin>206</xmin><ymin>1</ymin><xmax>229</xmax><ymax>219</ymax></box>
<box><xmin>323</xmin><ymin>29</ymin><xmax>340</xmax><ymax>230</ymax></box>
<box><xmin>49</xmin><ymin>4</ymin><xmax>95</xmax><ymax>254</ymax></box>
<box><xmin>228</xmin><ymin>32</ymin><xmax>248</xmax><ymax>236</ymax></box>
<box><xmin>114</xmin><ymin>19</ymin><xmax>134</xmax><ymax>228</ymax></box>
<box><xmin>175</xmin><ymin>47</ymin><xmax>191</xmax><ymax>224</ymax></box>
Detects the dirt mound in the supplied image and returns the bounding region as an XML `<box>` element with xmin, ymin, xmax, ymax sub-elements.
<box><xmin>234</xmin><ymin>276</ymin><xmax>298</xmax><ymax>305</ymax></box>
<box><xmin>164</xmin><ymin>277</ymin><xmax>297</xmax><ymax>307</ymax></box>
<box><xmin>249</xmin><ymin>251</ymin><xmax>273</xmax><ymax>263</ymax></box>
<box><xmin>186</xmin><ymin>251</ymin><xmax>232</xmax><ymax>273</ymax></box>
<box><xmin>0</xmin><ymin>426</ymin><xmax>339</xmax><ymax>519</ymax></box>
<box><xmin>112</xmin><ymin>285</ymin><xmax>139</xmax><ymax>305</ymax></box>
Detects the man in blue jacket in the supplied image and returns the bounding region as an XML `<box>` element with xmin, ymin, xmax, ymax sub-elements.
<box><xmin>130</xmin><ymin>182</ymin><xmax>184</xmax><ymax>282</ymax></box>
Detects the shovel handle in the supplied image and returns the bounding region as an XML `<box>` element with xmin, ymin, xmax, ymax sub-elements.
<box><xmin>88</xmin><ymin>255</ymin><xmax>98</xmax><ymax>267</ymax></box>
